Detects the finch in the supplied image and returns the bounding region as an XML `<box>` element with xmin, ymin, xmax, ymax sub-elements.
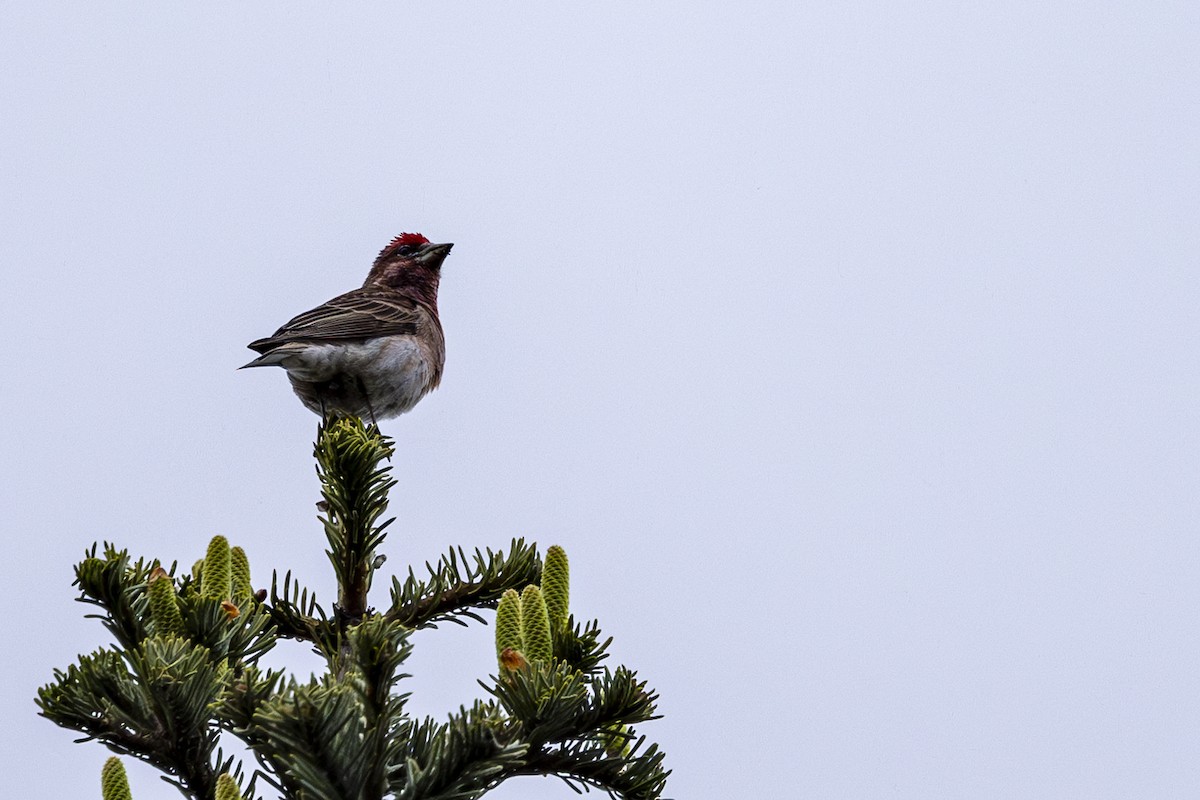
<box><xmin>242</xmin><ymin>232</ymin><xmax>452</xmax><ymax>422</ymax></box>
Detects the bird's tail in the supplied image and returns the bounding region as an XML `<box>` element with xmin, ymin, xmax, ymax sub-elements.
<box><xmin>239</xmin><ymin>344</ymin><xmax>305</xmax><ymax>370</ymax></box>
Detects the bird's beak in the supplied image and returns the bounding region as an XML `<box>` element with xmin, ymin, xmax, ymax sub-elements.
<box><xmin>418</xmin><ymin>242</ymin><xmax>453</xmax><ymax>266</ymax></box>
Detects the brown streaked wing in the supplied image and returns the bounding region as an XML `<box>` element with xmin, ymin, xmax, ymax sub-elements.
<box><xmin>248</xmin><ymin>288</ymin><xmax>424</xmax><ymax>352</ymax></box>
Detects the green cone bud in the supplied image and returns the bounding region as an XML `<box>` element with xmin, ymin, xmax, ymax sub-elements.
<box><xmin>230</xmin><ymin>546</ymin><xmax>252</xmax><ymax>604</ymax></box>
<box><xmin>519</xmin><ymin>584</ymin><xmax>552</xmax><ymax>664</ymax></box>
<box><xmin>599</xmin><ymin>723</ymin><xmax>634</xmax><ymax>757</ymax></box>
<box><xmin>542</xmin><ymin>545</ymin><xmax>570</xmax><ymax>634</ymax></box>
<box><xmin>101</xmin><ymin>757</ymin><xmax>132</xmax><ymax>800</ymax></box>
<box><xmin>147</xmin><ymin>567</ymin><xmax>185</xmax><ymax>638</ymax></box>
<box><xmin>495</xmin><ymin>588</ymin><xmax>523</xmax><ymax>669</ymax></box>
<box><xmin>215</xmin><ymin>773</ymin><xmax>245</xmax><ymax>800</ymax></box>
<box><xmin>201</xmin><ymin>536</ymin><xmax>231</xmax><ymax>600</ymax></box>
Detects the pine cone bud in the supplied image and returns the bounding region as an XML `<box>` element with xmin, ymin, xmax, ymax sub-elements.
<box><xmin>230</xmin><ymin>546</ymin><xmax>252</xmax><ymax>604</ymax></box>
<box><xmin>542</xmin><ymin>545</ymin><xmax>570</xmax><ymax>634</ymax></box>
<box><xmin>215</xmin><ymin>773</ymin><xmax>246</xmax><ymax>800</ymax></box>
<box><xmin>495</xmin><ymin>588</ymin><xmax>523</xmax><ymax>669</ymax></box>
<box><xmin>147</xmin><ymin>566</ymin><xmax>185</xmax><ymax>637</ymax></box>
<box><xmin>101</xmin><ymin>757</ymin><xmax>132</xmax><ymax>800</ymax></box>
<box><xmin>201</xmin><ymin>536</ymin><xmax>232</xmax><ymax>600</ymax></box>
<box><xmin>519</xmin><ymin>584</ymin><xmax>552</xmax><ymax>664</ymax></box>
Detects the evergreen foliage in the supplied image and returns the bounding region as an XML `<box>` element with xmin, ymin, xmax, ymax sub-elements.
<box><xmin>38</xmin><ymin>419</ymin><xmax>669</xmax><ymax>799</ymax></box>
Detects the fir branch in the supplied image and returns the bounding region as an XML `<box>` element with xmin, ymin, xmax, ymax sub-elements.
<box><xmin>38</xmin><ymin>648</ymin><xmax>164</xmax><ymax>754</ymax></box>
<box><xmin>570</xmin><ymin>667</ymin><xmax>662</xmax><ymax>735</ymax></box>
<box><xmin>226</xmin><ymin>620</ymin><xmax>412</xmax><ymax>800</ymax></box>
<box><xmin>394</xmin><ymin>685</ymin><xmax>669</xmax><ymax>800</ymax></box>
<box><xmin>216</xmin><ymin>665</ymin><xmax>286</xmax><ymax>738</ymax></box>
<box><xmin>513</xmin><ymin>736</ymin><xmax>670</xmax><ymax>800</ymax></box>
<box><xmin>75</xmin><ymin>544</ymin><xmax>157</xmax><ymax>651</ymax></box>
<box><xmin>38</xmin><ymin>636</ymin><xmax>231</xmax><ymax>800</ymax></box>
<box><xmin>180</xmin><ymin>595</ymin><xmax>277</xmax><ymax>667</ymax></box>
<box><xmin>314</xmin><ymin>419</ymin><xmax>397</xmax><ymax>624</ymax></box>
<box><xmin>126</xmin><ymin>636</ymin><xmax>228</xmax><ymax>798</ymax></box>
<box><xmin>341</xmin><ymin>615</ymin><xmax>416</xmax><ymax>792</ymax></box>
<box><xmin>555</xmin><ymin>616</ymin><xmax>613</xmax><ymax>676</ymax></box>
<box><xmin>262</xmin><ymin>569</ymin><xmax>336</xmax><ymax>647</ymax></box>
<box><xmin>342</xmin><ymin>615</ymin><xmax>414</xmax><ymax>723</ymax></box>
<box><xmin>385</xmin><ymin>540</ymin><xmax>542</xmax><ymax>629</ymax></box>
<box><xmin>216</xmin><ymin>666</ymin><xmax>288</xmax><ymax>796</ymax></box>
<box><xmin>243</xmin><ymin>679</ymin><xmax>383</xmax><ymax>800</ymax></box>
<box><xmin>481</xmin><ymin>663</ymin><xmax>667</xmax><ymax>798</ymax></box>
<box><xmin>391</xmin><ymin>702</ymin><xmax>528</xmax><ymax>800</ymax></box>
<box><xmin>486</xmin><ymin>661</ymin><xmax>590</xmax><ymax>749</ymax></box>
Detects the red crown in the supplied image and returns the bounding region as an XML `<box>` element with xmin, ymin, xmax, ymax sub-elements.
<box><xmin>388</xmin><ymin>232</ymin><xmax>430</xmax><ymax>248</ymax></box>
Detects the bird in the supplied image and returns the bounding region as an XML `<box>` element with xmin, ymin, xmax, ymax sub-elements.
<box><xmin>242</xmin><ymin>232</ymin><xmax>453</xmax><ymax>423</ymax></box>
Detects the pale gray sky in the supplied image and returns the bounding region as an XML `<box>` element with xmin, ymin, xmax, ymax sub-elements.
<box><xmin>3</xmin><ymin>3</ymin><xmax>1198</xmax><ymax>798</ymax></box>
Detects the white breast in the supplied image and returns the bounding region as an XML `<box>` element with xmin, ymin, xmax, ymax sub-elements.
<box><xmin>281</xmin><ymin>336</ymin><xmax>435</xmax><ymax>417</ymax></box>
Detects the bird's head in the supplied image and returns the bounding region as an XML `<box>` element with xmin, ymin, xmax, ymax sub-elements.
<box><xmin>365</xmin><ymin>232</ymin><xmax>454</xmax><ymax>301</ymax></box>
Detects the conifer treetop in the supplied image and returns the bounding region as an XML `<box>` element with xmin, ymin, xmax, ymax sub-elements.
<box><xmin>37</xmin><ymin>419</ymin><xmax>670</xmax><ymax>799</ymax></box>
